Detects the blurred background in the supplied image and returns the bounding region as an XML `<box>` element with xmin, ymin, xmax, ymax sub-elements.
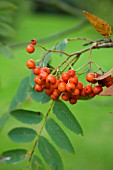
<box><xmin>0</xmin><ymin>0</ymin><xmax>113</xmax><ymax>170</ymax></box>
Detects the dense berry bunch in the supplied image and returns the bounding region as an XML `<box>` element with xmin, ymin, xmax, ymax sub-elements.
<box><xmin>26</xmin><ymin>59</ymin><xmax>113</xmax><ymax>105</ymax></box>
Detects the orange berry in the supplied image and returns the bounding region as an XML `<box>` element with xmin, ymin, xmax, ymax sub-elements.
<box><xmin>58</xmin><ymin>82</ymin><xmax>66</xmax><ymax>92</ymax></box>
<box><xmin>26</xmin><ymin>59</ymin><xmax>36</xmax><ymax>69</ymax></box>
<box><xmin>69</xmin><ymin>98</ymin><xmax>77</xmax><ymax>104</ymax></box>
<box><xmin>84</xmin><ymin>85</ymin><xmax>93</xmax><ymax>95</ymax></box>
<box><xmin>68</xmin><ymin>69</ymin><xmax>76</xmax><ymax>77</ymax></box>
<box><xmin>66</xmin><ymin>83</ymin><xmax>75</xmax><ymax>92</ymax></box>
<box><xmin>86</xmin><ymin>73</ymin><xmax>96</xmax><ymax>84</ymax></box>
<box><xmin>30</xmin><ymin>39</ymin><xmax>37</xmax><ymax>45</ymax></box>
<box><xmin>62</xmin><ymin>72</ymin><xmax>70</xmax><ymax>82</ymax></box>
<box><xmin>34</xmin><ymin>84</ymin><xmax>44</xmax><ymax>92</ymax></box>
<box><xmin>26</xmin><ymin>44</ymin><xmax>35</xmax><ymax>53</ymax></box>
<box><xmin>46</xmin><ymin>75</ymin><xmax>56</xmax><ymax>84</ymax></box>
<box><xmin>93</xmin><ymin>85</ymin><xmax>103</xmax><ymax>94</ymax></box>
<box><xmin>69</xmin><ymin>76</ymin><xmax>78</xmax><ymax>85</ymax></box>
<box><xmin>33</xmin><ymin>66</ymin><xmax>41</xmax><ymax>75</ymax></box>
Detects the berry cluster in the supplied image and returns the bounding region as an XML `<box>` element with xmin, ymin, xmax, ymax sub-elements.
<box><xmin>26</xmin><ymin>59</ymin><xmax>113</xmax><ymax>104</ymax></box>
<box><xmin>26</xmin><ymin>39</ymin><xmax>37</xmax><ymax>54</ymax></box>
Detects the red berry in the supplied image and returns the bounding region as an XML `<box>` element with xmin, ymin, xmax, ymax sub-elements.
<box><xmin>61</xmin><ymin>93</ymin><xmax>70</xmax><ymax>101</ymax></box>
<box><xmin>46</xmin><ymin>75</ymin><xmax>56</xmax><ymax>84</ymax></box>
<box><xmin>69</xmin><ymin>98</ymin><xmax>77</xmax><ymax>105</ymax></box>
<box><xmin>30</xmin><ymin>39</ymin><xmax>37</xmax><ymax>45</ymax></box>
<box><xmin>40</xmin><ymin>72</ymin><xmax>48</xmax><ymax>81</ymax></box>
<box><xmin>66</xmin><ymin>83</ymin><xmax>75</xmax><ymax>92</ymax></box>
<box><xmin>26</xmin><ymin>59</ymin><xmax>36</xmax><ymax>69</ymax></box>
<box><xmin>45</xmin><ymin>88</ymin><xmax>54</xmax><ymax>96</ymax></box>
<box><xmin>80</xmin><ymin>89</ymin><xmax>86</xmax><ymax>97</ymax></box>
<box><xmin>88</xmin><ymin>92</ymin><xmax>95</xmax><ymax>98</ymax></box>
<box><xmin>34</xmin><ymin>84</ymin><xmax>44</xmax><ymax>92</ymax></box>
<box><xmin>105</xmin><ymin>81</ymin><xmax>113</xmax><ymax>87</ymax></box>
<box><xmin>62</xmin><ymin>72</ymin><xmax>70</xmax><ymax>82</ymax></box>
<box><xmin>68</xmin><ymin>69</ymin><xmax>76</xmax><ymax>77</ymax></box>
<box><xmin>42</xmin><ymin>67</ymin><xmax>50</xmax><ymax>74</ymax></box>
<box><xmin>34</xmin><ymin>75</ymin><xmax>45</xmax><ymax>85</ymax></box>
<box><xmin>50</xmin><ymin>94</ymin><xmax>59</xmax><ymax>100</ymax></box>
<box><xmin>33</xmin><ymin>66</ymin><xmax>41</xmax><ymax>75</ymax></box>
<box><xmin>93</xmin><ymin>85</ymin><xmax>103</xmax><ymax>94</ymax></box>
<box><xmin>26</xmin><ymin>44</ymin><xmax>35</xmax><ymax>53</ymax></box>
<box><xmin>86</xmin><ymin>73</ymin><xmax>96</xmax><ymax>83</ymax></box>
<box><xmin>84</xmin><ymin>85</ymin><xmax>93</xmax><ymax>95</ymax></box>
<box><xmin>58</xmin><ymin>82</ymin><xmax>66</xmax><ymax>92</ymax></box>
<box><xmin>69</xmin><ymin>76</ymin><xmax>78</xmax><ymax>85</ymax></box>
<box><xmin>77</xmin><ymin>82</ymin><xmax>83</xmax><ymax>90</ymax></box>
<box><xmin>72</xmin><ymin>88</ymin><xmax>80</xmax><ymax>96</ymax></box>
<box><xmin>52</xmin><ymin>89</ymin><xmax>61</xmax><ymax>97</ymax></box>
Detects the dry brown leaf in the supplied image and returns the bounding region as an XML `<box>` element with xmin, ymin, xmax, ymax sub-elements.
<box><xmin>94</xmin><ymin>68</ymin><xmax>113</xmax><ymax>80</ymax></box>
<box><xmin>83</xmin><ymin>11</ymin><xmax>112</xmax><ymax>38</ymax></box>
<box><xmin>99</xmin><ymin>84</ymin><xmax>113</xmax><ymax>96</ymax></box>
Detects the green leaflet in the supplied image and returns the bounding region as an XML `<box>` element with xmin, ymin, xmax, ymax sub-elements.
<box><xmin>45</xmin><ymin>118</ymin><xmax>75</xmax><ymax>153</ymax></box>
<box><xmin>0</xmin><ymin>22</ymin><xmax>15</xmax><ymax>37</ymax></box>
<box><xmin>30</xmin><ymin>87</ymin><xmax>50</xmax><ymax>103</ymax></box>
<box><xmin>55</xmin><ymin>40</ymin><xmax>67</xmax><ymax>56</ymax></box>
<box><xmin>53</xmin><ymin>100</ymin><xmax>83</xmax><ymax>135</ymax></box>
<box><xmin>9</xmin><ymin>77</ymin><xmax>30</xmax><ymax>111</ymax></box>
<box><xmin>38</xmin><ymin>136</ymin><xmax>63</xmax><ymax>170</ymax></box>
<box><xmin>8</xmin><ymin>127</ymin><xmax>37</xmax><ymax>143</ymax></box>
<box><xmin>1</xmin><ymin>149</ymin><xmax>28</xmax><ymax>164</ymax></box>
<box><xmin>10</xmin><ymin>109</ymin><xmax>43</xmax><ymax>124</ymax></box>
<box><xmin>31</xmin><ymin>155</ymin><xmax>45</xmax><ymax>170</ymax></box>
<box><xmin>0</xmin><ymin>43</ymin><xmax>14</xmax><ymax>58</ymax></box>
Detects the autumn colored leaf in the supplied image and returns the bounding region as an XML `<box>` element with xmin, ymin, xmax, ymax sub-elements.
<box><xmin>83</xmin><ymin>11</ymin><xmax>112</xmax><ymax>38</ymax></box>
<box><xmin>99</xmin><ymin>84</ymin><xmax>113</xmax><ymax>96</ymax></box>
<box><xmin>94</xmin><ymin>68</ymin><xmax>113</xmax><ymax>80</ymax></box>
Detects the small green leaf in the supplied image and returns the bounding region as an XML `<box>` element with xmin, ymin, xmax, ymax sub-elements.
<box><xmin>55</xmin><ymin>40</ymin><xmax>67</xmax><ymax>56</ymax></box>
<box><xmin>0</xmin><ymin>22</ymin><xmax>15</xmax><ymax>37</ymax></box>
<box><xmin>0</xmin><ymin>43</ymin><xmax>14</xmax><ymax>58</ymax></box>
<box><xmin>10</xmin><ymin>109</ymin><xmax>43</xmax><ymax>124</ymax></box>
<box><xmin>9</xmin><ymin>77</ymin><xmax>30</xmax><ymax>111</ymax></box>
<box><xmin>45</xmin><ymin>118</ymin><xmax>75</xmax><ymax>153</ymax></box>
<box><xmin>8</xmin><ymin>127</ymin><xmax>37</xmax><ymax>143</ymax></box>
<box><xmin>1</xmin><ymin>149</ymin><xmax>28</xmax><ymax>164</ymax></box>
<box><xmin>0</xmin><ymin>1</ymin><xmax>17</xmax><ymax>11</ymax></box>
<box><xmin>53</xmin><ymin>100</ymin><xmax>83</xmax><ymax>135</ymax></box>
<box><xmin>31</xmin><ymin>155</ymin><xmax>45</xmax><ymax>170</ymax></box>
<box><xmin>30</xmin><ymin>87</ymin><xmax>50</xmax><ymax>103</ymax></box>
<box><xmin>38</xmin><ymin>136</ymin><xmax>63</xmax><ymax>170</ymax></box>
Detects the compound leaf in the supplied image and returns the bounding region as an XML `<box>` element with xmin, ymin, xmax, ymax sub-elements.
<box><xmin>38</xmin><ymin>136</ymin><xmax>63</xmax><ymax>170</ymax></box>
<box><xmin>10</xmin><ymin>109</ymin><xmax>43</xmax><ymax>124</ymax></box>
<box><xmin>53</xmin><ymin>100</ymin><xmax>83</xmax><ymax>135</ymax></box>
<box><xmin>45</xmin><ymin>118</ymin><xmax>74</xmax><ymax>153</ymax></box>
<box><xmin>8</xmin><ymin>127</ymin><xmax>37</xmax><ymax>143</ymax></box>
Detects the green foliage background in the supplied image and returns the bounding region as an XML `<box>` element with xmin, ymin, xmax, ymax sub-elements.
<box><xmin>0</xmin><ymin>0</ymin><xmax>113</xmax><ymax>170</ymax></box>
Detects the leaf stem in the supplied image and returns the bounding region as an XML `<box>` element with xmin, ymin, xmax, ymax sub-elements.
<box><xmin>26</xmin><ymin>100</ymin><xmax>55</xmax><ymax>170</ymax></box>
